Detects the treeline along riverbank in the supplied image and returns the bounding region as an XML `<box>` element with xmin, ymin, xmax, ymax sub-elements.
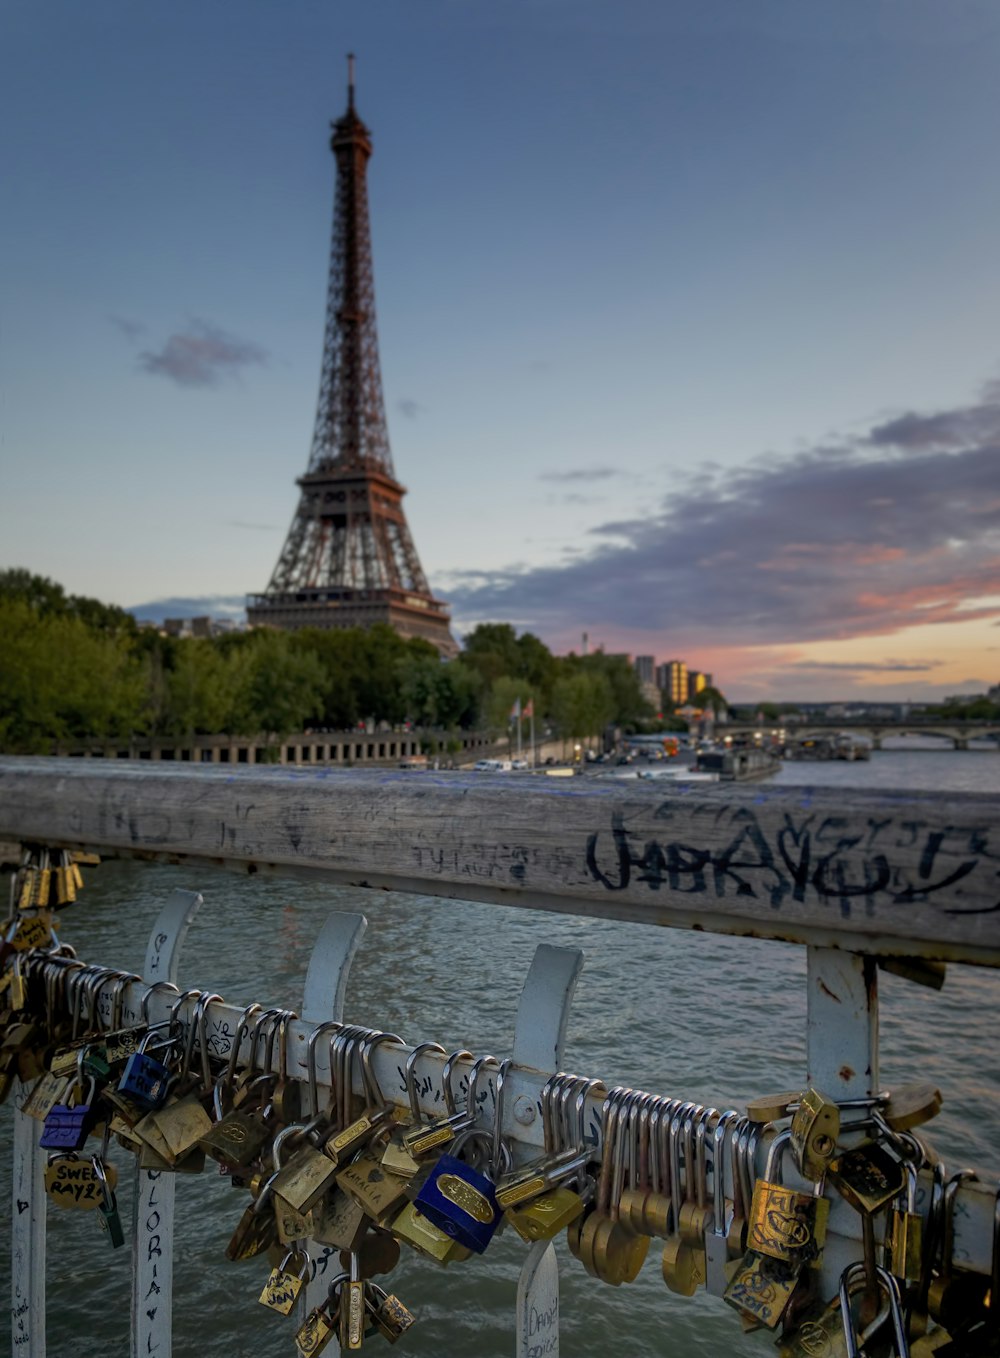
<box><xmin>0</xmin><ymin>570</ymin><xmax>652</xmax><ymax>755</ymax></box>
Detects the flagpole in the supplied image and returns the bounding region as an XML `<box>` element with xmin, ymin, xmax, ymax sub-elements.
<box><xmin>517</xmin><ymin>704</ymin><xmax>522</xmax><ymax>762</ymax></box>
<box><xmin>530</xmin><ymin>705</ymin><xmax>535</xmax><ymax>767</ymax></box>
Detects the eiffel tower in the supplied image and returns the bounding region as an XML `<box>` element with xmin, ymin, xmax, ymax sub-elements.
<box><xmin>248</xmin><ymin>59</ymin><xmax>457</xmax><ymax>657</ymax></box>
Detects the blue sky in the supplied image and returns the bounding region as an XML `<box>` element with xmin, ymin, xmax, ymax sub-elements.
<box><xmin>3</xmin><ymin>1</ymin><xmax>1000</xmax><ymax>699</ymax></box>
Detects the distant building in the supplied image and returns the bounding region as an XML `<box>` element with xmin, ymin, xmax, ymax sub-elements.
<box><xmin>640</xmin><ymin>680</ymin><xmax>661</xmax><ymax>710</ymax></box>
<box><xmin>634</xmin><ymin>655</ymin><xmax>655</xmax><ymax>685</ymax></box>
<box><xmin>161</xmin><ymin>616</ymin><xmax>238</xmax><ymax>639</ymax></box>
<box><xmin>688</xmin><ymin>670</ymin><xmax>712</xmax><ymax>696</ymax></box>
<box><xmin>164</xmin><ymin>616</ymin><xmax>213</xmax><ymax>639</ymax></box>
<box><xmin>658</xmin><ymin>660</ymin><xmax>688</xmax><ymax>706</ymax></box>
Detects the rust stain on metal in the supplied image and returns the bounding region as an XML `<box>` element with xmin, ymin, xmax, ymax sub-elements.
<box><xmin>818</xmin><ymin>980</ymin><xmax>840</xmax><ymax>1002</ymax></box>
<box><xmin>839</xmin><ymin>1065</ymin><xmax>855</xmax><ymax>1081</ymax></box>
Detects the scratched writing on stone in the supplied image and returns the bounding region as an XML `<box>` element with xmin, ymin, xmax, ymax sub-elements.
<box><xmin>585</xmin><ymin>808</ymin><xmax>993</xmax><ymax>917</ymax></box>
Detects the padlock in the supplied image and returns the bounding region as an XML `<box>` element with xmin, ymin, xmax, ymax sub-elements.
<box><xmin>40</xmin><ymin>1076</ymin><xmax>98</xmax><ymax>1151</ymax></box>
<box><xmin>839</xmin><ymin>1261</ymin><xmax>910</xmax><ymax>1358</ymax></box>
<box><xmin>390</xmin><ymin>1201</ymin><xmax>472</xmax><ymax>1265</ymax></box>
<box><xmin>411</xmin><ymin>1056</ymin><xmax>507</xmax><ymax>1255</ymax></box>
<box><xmin>339</xmin><ymin>1253</ymin><xmax>367</xmax><ymax>1352</ymax></box>
<box><xmin>389</xmin><ymin>1044</ymin><xmax>474</xmax><ymax>1170</ymax></box>
<box><xmin>44</xmin><ymin>1153</ymin><xmax>118</xmax><ymax>1210</ymax></box>
<box><xmin>662</xmin><ymin>1101</ymin><xmax>711</xmax><ymax>1294</ymax></box>
<box><xmin>790</xmin><ymin>1087</ymin><xmax>841</xmax><ymax>1181</ymax></box>
<box><xmin>927</xmin><ymin>1169</ymin><xmax>988</xmax><ymax>1331</ymax></box>
<box><xmin>94</xmin><ymin>1157</ymin><xmax>125</xmax><ymax>1249</ymax></box>
<box><xmin>748</xmin><ymin>1127</ymin><xmax>829</xmax><ymax>1269</ymax></box>
<box><xmin>705</xmin><ymin>1109</ymin><xmax>743</xmax><ymax>1294</ymax></box>
<box><xmin>271</xmin><ymin>1116</ymin><xmax>341</xmax><ymax>1216</ymax></box>
<box><xmin>117</xmin><ymin>1028</ymin><xmax>173</xmax><ymax>1111</ymax></box>
<box><xmin>886</xmin><ymin>1156</ymin><xmax>924</xmax><ymax>1283</ymax></box>
<box><xmin>575</xmin><ymin>1087</ymin><xmax>647</xmax><ymax>1286</ymax></box>
<box><xmin>258</xmin><ymin>1248</ymin><xmax>310</xmax><ymax>1315</ymax></box>
<box><xmin>294</xmin><ymin>1274</ymin><xmax>347</xmax><ymax>1358</ymax></box>
<box><xmin>365</xmin><ymin>1284</ymin><xmax>415</xmax><ymax>1344</ymax></box>
<box><xmin>313</xmin><ymin>1188</ymin><xmax>370</xmax><ymax>1252</ymax></box>
<box><xmin>829</xmin><ymin>1140</ymin><xmax>905</xmax><ymax>1215</ymax></box>
<box><xmin>723</xmin><ymin>1249</ymin><xmax>801</xmax><ymax>1330</ymax></box>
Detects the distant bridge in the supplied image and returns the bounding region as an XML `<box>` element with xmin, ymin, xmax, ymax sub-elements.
<box><xmin>724</xmin><ymin>717</ymin><xmax>1000</xmax><ymax>751</ymax></box>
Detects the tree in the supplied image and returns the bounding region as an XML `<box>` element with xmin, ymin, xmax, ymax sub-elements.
<box><xmin>550</xmin><ymin>671</ymin><xmax>614</xmax><ymax>741</ymax></box>
<box><xmin>232</xmin><ymin>632</ymin><xmax>326</xmax><ymax>743</ymax></box>
<box><xmin>0</xmin><ymin>599</ymin><xmax>145</xmax><ymax>752</ymax></box>
<box><xmin>484</xmin><ymin>676</ymin><xmax>529</xmax><ymax>733</ymax></box>
<box><xmin>165</xmin><ymin>639</ymin><xmax>247</xmax><ymax>737</ymax></box>
<box><xmin>696</xmin><ymin>686</ymin><xmax>729</xmax><ymax>717</ymax></box>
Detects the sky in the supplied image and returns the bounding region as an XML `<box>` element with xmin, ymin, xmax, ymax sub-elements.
<box><xmin>3</xmin><ymin>0</ymin><xmax>1000</xmax><ymax>702</ymax></box>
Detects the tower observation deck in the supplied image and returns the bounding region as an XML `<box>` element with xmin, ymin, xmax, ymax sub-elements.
<box><xmin>248</xmin><ymin>59</ymin><xmax>457</xmax><ymax>657</ymax></box>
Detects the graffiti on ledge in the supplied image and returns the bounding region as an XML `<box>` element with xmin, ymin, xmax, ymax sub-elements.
<box><xmin>585</xmin><ymin>808</ymin><xmax>998</xmax><ymax>917</ymax></box>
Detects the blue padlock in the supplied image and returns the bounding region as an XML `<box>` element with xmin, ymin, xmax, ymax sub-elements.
<box><xmin>117</xmin><ymin>1030</ymin><xmax>172</xmax><ymax>1111</ymax></box>
<box><xmin>412</xmin><ymin>1147</ymin><xmax>501</xmax><ymax>1253</ymax></box>
<box><xmin>40</xmin><ymin>1078</ymin><xmax>97</xmax><ymax>1151</ymax></box>
<box><xmin>411</xmin><ymin>1058</ymin><xmax>512</xmax><ymax>1255</ymax></box>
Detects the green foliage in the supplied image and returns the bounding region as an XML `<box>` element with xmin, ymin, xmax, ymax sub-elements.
<box><xmin>0</xmin><ymin>568</ymin><xmax>137</xmax><ymax>636</ymax></box>
<box><xmin>693</xmin><ymin>685</ymin><xmax>729</xmax><ymax>716</ymax></box>
<box><xmin>484</xmin><ymin>676</ymin><xmax>528</xmax><ymax>731</ymax></box>
<box><xmin>550</xmin><ymin>671</ymin><xmax>615</xmax><ymax>739</ymax></box>
<box><xmin>234</xmin><ymin>632</ymin><xmax>326</xmax><ymax>741</ymax></box>
<box><xmin>0</xmin><ymin>598</ymin><xmax>145</xmax><ymax>752</ymax></box>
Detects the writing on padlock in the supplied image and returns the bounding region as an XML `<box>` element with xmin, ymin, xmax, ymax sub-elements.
<box><xmin>117</xmin><ymin>1027</ymin><xmax>173</xmax><ymax>1111</ymax></box>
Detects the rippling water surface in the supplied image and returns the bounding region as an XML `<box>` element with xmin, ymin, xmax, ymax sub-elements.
<box><xmin>1</xmin><ymin>747</ymin><xmax>998</xmax><ymax>1357</ymax></box>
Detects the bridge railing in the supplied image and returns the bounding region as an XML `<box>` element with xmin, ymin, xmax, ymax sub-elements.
<box><xmin>2</xmin><ymin>757</ymin><xmax>1000</xmax><ymax>1357</ymax></box>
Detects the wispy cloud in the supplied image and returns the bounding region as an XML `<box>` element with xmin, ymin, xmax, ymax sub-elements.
<box><xmin>227</xmin><ymin>519</ymin><xmax>280</xmax><ymax>532</ymax></box>
<box><xmin>110</xmin><ymin>314</ymin><xmax>145</xmax><ymax>344</ymax></box>
<box><xmin>539</xmin><ymin>466</ymin><xmax>618</xmax><ymax>483</ymax></box>
<box><xmin>396</xmin><ymin>398</ymin><xmax>424</xmax><ymax>420</ymax></box>
<box><xmin>788</xmin><ymin>659</ymin><xmax>942</xmax><ymax>673</ymax></box>
<box><xmin>447</xmin><ymin>381</ymin><xmax>1000</xmax><ymax>648</ymax></box>
<box><xmin>138</xmin><ymin>320</ymin><xmax>268</xmax><ymax>388</ymax></box>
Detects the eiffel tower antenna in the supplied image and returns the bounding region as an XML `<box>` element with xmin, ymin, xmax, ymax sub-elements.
<box><xmin>248</xmin><ymin>64</ymin><xmax>457</xmax><ymax>656</ymax></box>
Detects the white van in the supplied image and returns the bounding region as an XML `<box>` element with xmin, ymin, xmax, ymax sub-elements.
<box><xmin>473</xmin><ymin>759</ymin><xmax>513</xmax><ymax>772</ymax></box>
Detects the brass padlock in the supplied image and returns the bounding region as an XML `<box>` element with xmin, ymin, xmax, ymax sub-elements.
<box><xmin>579</xmin><ymin>1090</ymin><xmax>649</xmax><ymax>1287</ymax></box>
<box><xmin>339</xmin><ymin>1258</ymin><xmax>367</xmax><ymax>1352</ymax></box>
<box><xmin>748</xmin><ymin>1128</ymin><xmax>828</xmax><ymax>1269</ymax></box>
<box><xmin>390</xmin><ymin>1201</ymin><xmax>471</xmax><ymax>1265</ymax></box>
<box><xmin>313</xmin><ymin>1189</ymin><xmax>370</xmax><ymax>1252</ymax></box>
<box><xmin>828</xmin><ymin>1141</ymin><xmax>905</xmax><ymax>1216</ymax></box>
<box><xmin>365</xmin><ymin>1284</ymin><xmax>415</xmax><ymax>1343</ymax></box>
<box><xmin>258</xmin><ymin>1248</ymin><xmax>309</xmax><ymax>1315</ymax></box>
<box><xmin>723</xmin><ymin>1249</ymin><xmax>800</xmax><ymax>1329</ymax></box>
<box><xmin>790</xmin><ymin>1088</ymin><xmax>840</xmax><ymax>1181</ymax></box>
<box><xmin>885</xmin><ymin>1159</ymin><xmax>923</xmax><ymax>1283</ymax></box>
<box><xmin>336</xmin><ymin>1149</ymin><xmax>412</xmax><ymax>1225</ymax></box>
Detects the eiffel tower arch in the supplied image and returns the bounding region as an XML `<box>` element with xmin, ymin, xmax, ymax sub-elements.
<box><xmin>248</xmin><ymin>59</ymin><xmax>457</xmax><ymax>658</ymax></box>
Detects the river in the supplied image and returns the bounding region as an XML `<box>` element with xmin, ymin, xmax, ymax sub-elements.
<box><xmin>1</xmin><ymin>744</ymin><xmax>998</xmax><ymax>1357</ymax></box>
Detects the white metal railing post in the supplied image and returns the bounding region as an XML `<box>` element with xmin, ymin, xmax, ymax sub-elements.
<box><xmin>11</xmin><ymin>1079</ymin><xmax>47</xmax><ymax>1356</ymax></box>
<box><xmin>297</xmin><ymin>911</ymin><xmax>368</xmax><ymax>1323</ymax></box>
<box><xmin>805</xmin><ymin>947</ymin><xmax>880</xmax><ymax>1286</ymax></box>
<box><xmin>511</xmin><ymin>943</ymin><xmax>583</xmax><ymax>1358</ymax></box>
<box><xmin>130</xmin><ymin>887</ymin><xmax>203</xmax><ymax>1358</ymax></box>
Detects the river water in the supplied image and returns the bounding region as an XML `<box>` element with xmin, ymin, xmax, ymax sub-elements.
<box><xmin>2</xmin><ymin>744</ymin><xmax>999</xmax><ymax>1357</ymax></box>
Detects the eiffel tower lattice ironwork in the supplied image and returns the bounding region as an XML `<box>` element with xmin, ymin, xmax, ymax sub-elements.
<box><xmin>248</xmin><ymin>59</ymin><xmax>457</xmax><ymax>657</ymax></box>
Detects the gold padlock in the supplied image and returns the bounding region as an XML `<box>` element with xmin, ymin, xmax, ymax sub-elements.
<box><xmin>790</xmin><ymin>1088</ymin><xmax>840</xmax><ymax>1181</ymax></box>
<box><xmin>828</xmin><ymin>1142</ymin><xmax>904</xmax><ymax>1215</ymax></box>
<box><xmin>723</xmin><ymin>1249</ymin><xmax>800</xmax><ymax>1329</ymax></box>
<box><xmin>390</xmin><ymin>1201</ymin><xmax>470</xmax><ymax>1265</ymax></box>
<box><xmin>750</xmin><ymin>1127</ymin><xmax>829</xmax><ymax>1268</ymax></box>
<box><xmin>258</xmin><ymin>1249</ymin><xmax>309</xmax><ymax>1315</ymax></box>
